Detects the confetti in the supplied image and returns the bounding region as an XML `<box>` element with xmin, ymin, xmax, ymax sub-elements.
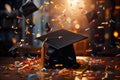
<box><xmin>75</xmin><ymin>24</ymin><xmax>80</xmax><ymax>29</ymax></box>
<box><xmin>27</xmin><ymin>74</ymin><xmax>36</xmax><ymax>79</ymax></box>
<box><xmin>5</xmin><ymin>4</ymin><xmax>12</xmax><ymax>13</ymax></box>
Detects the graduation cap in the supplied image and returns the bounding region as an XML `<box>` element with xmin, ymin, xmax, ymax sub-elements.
<box><xmin>86</xmin><ymin>10</ymin><xmax>97</xmax><ymax>22</ymax></box>
<box><xmin>36</xmin><ymin>29</ymin><xmax>87</xmax><ymax>68</ymax></box>
<box><xmin>21</xmin><ymin>1</ymin><xmax>38</xmax><ymax>17</ymax></box>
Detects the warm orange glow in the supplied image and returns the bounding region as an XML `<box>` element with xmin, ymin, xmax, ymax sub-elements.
<box><xmin>33</xmin><ymin>16</ymin><xmax>36</xmax><ymax>24</ymax></box>
<box><xmin>75</xmin><ymin>24</ymin><xmax>80</xmax><ymax>29</ymax></box>
<box><xmin>49</xmin><ymin>0</ymin><xmax>94</xmax><ymax>38</ymax></box>
<box><xmin>101</xmin><ymin>22</ymin><xmax>108</xmax><ymax>25</ymax></box>
<box><xmin>66</xmin><ymin>17</ymin><xmax>72</xmax><ymax>23</ymax></box>
<box><xmin>113</xmin><ymin>31</ymin><xmax>119</xmax><ymax>38</ymax></box>
<box><xmin>104</xmin><ymin>33</ymin><xmax>109</xmax><ymax>39</ymax></box>
<box><xmin>97</xmin><ymin>26</ymin><xmax>104</xmax><ymax>29</ymax></box>
<box><xmin>115</xmin><ymin>6</ymin><xmax>120</xmax><ymax>9</ymax></box>
<box><xmin>105</xmin><ymin>9</ymin><xmax>110</xmax><ymax>19</ymax></box>
<box><xmin>12</xmin><ymin>38</ymin><xmax>17</xmax><ymax>44</ymax></box>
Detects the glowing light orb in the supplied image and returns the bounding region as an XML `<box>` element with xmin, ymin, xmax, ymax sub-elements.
<box><xmin>36</xmin><ymin>33</ymin><xmax>41</xmax><ymax>37</ymax></box>
<box><xmin>5</xmin><ymin>4</ymin><xmax>12</xmax><ymax>13</ymax></box>
<box><xmin>113</xmin><ymin>31</ymin><xmax>119</xmax><ymax>38</ymax></box>
<box><xmin>75</xmin><ymin>24</ymin><xmax>80</xmax><ymax>29</ymax></box>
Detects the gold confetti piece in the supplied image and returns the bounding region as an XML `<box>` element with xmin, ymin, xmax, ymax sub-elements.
<box><xmin>62</xmin><ymin>9</ymin><xmax>66</xmax><ymax>13</ymax></box>
<box><xmin>66</xmin><ymin>17</ymin><xmax>71</xmax><ymax>23</ymax></box>
<box><xmin>54</xmin><ymin>5</ymin><xmax>59</xmax><ymax>9</ymax></box>
<box><xmin>38</xmin><ymin>5</ymin><xmax>43</xmax><ymax>10</ymax></box>
<box><xmin>33</xmin><ymin>16</ymin><xmax>36</xmax><ymax>24</ymax></box>
<box><xmin>36</xmin><ymin>33</ymin><xmax>41</xmax><ymax>37</ymax></box>
<box><xmin>51</xmin><ymin>19</ymin><xmax>55</xmax><ymax>21</ymax></box>
<box><xmin>26</xmin><ymin>19</ymin><xmax>30</xmax><ymax>24</ymax></box>
<box><xmin>61</xmin><ymin>24</ymin><xmax>64</xmax><ymax>28</ymax></box>
<box><xmin>14</xmin><ymin>31</ymin><xmax>18</xmax><ymax>34</ymax></box>
<box><xmin>25</xmin><ymin>30</ymin><xmax>30</xmax><ymax>34</ymax></box>
<box><xmin>5</xmin><ymin>4</ymin><xmax>12</xmax><ymax>13</ymax></box>
<box><xmin>44</xmin><ymin>2</ymin><xmax>50</xmax><ymax>5</ymax></box>
<box><xmin>73</xmin><ymin>20</ymin><xmax>78</xmax><ymax>24</ymax></box>
<box><xmin>50</xmin><ymin>1</ymin><xmax>54</xmax><ymax>4</ymax></box>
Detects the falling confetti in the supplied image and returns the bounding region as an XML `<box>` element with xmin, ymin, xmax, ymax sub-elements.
<box><xmin>38</xmin><ymin>5</ymin><xmax>44</xmax><ymax>10</ymax></box>
<box><xmin>36</xmin><ymin>33</ymin><xmax>41</xmax><ymax>37</ymax></box>
<box><xmin>25</xmin><ymin>27</ymin><xmax>30</xmax><ymax>34</ymax></box>
<box><xmin>66</xmin><ymin>17</ymin><xmax>71</xmax><ymax>23</ymax></box>
<box><xmin>5</xmin><ymin>4</ymin><xmax>12</xmax><ymax>13</ymax></box>
<box><xmin>44</xmin><ymin>1</ymin><xmax>50</xmax><ymax>5</ymax></box>
<box><xmin>75</xmin><ymin>24</ymin><xmax>80</xmax><ymax>29</ymax></box>
<box><xmin>50</xmin><ymin>1</ymin><xmax>54</xmax><ymax>4</ymax></box>
<box><xmin>33</xmin><ymin>16</ymin><xmax>36</xmax><ymax>24</ymax></box>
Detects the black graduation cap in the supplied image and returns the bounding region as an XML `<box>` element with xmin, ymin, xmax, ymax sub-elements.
<box><xmin>86</xmin><ymin>10</ymin><xmax>97</xmax><ymax>22</ymax></box>
<box><xmin>21</xmin><ymin>1</ymin><xmax>38</xmax><ymax>17</ymax></box>
<box><xmin>36</xmin><ymin>29</ymin><xmax>87</xmax><ymax>68</ymax></box>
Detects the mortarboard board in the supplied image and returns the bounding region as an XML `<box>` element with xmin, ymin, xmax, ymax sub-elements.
<box><xmin>36</xmin><ymin>29</ymin><xmax>87</xmax><ymax>49</ymax></box>
<box><xmin>86</xmin><ymin>10</ymin><xmax>97</xmax><ymax>22</ymax></box>
<box><xmin>36</xmin><ymin>29</ymin><xmax>87</xmax><ymax>68</ymax></box>
<box><xmin>21</xmin><ymin>1</ymin><xmax>38</xmax><ymax>17</ymax></box>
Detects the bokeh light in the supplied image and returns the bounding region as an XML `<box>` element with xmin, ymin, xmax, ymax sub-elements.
<box><xmin>113</xmin><ymin>31</ymin><xmax>119</xmax><ymax>38</ymax></box>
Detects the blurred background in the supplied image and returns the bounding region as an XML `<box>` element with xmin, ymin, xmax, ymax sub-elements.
<box><xmin>0</xmin><ymin>0</ymin><xmax>120</xmax><ymax>57</ymax></box>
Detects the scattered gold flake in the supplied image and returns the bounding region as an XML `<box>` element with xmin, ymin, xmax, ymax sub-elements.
<box><xmin>14</xmin><ymin>27</ymin><xmax>18</xmax><ymax>29</ymax></box>
<box><xmin>36</xmin><ymin>33</ymin><xmax>41</xmax><ymax>37</ymax></box>
<box><xmin>51</xmin><ymin>19</ymin><xmax>55</xmax><ymax>21</ymax></box>
<box><xmin>61</xmin><ymin>24</ymin><xmax>64</xmax><ymax>28</ymax></box>
<box><xmin>38</xmin><ymin>5</ymin><xmax>43</xmax><ymax>10</ymax></box>
<box><xmin>73</xmin><ymin>20</ymin><xmax>78</xmax><ymax>24</ymax></box>
<box><xmin>97</xmin><ymin>26</ymin><xmax>104</xmax><ymax>29</ymax></box>
<box><xmin>25</xmin><ymin>30</ymin><xmax>30</xmax><ymax>34</ymax></box>
<box><xmin>5</xmin><ymin>4</ymin><xmax>12</xmax><ymax>13</ymax></box>
<box><xmin>12</xmin><ymin>38</ymin><xmax>17</xmax><ymax>44</ymax></box>
<box><xmin>66</xmin><ymin>17</ymin><xmax>71</xmax><ymax>23</ymax></box>
<box><xmin>33</xmin><ymin>16</ymin><xmax>36</xmax><ymax>24</ymax></box>
<box><xmin>26</xmin><ymin>19</ymin><xmax>30</xmax><ymax>24</ymax></box>
<box><xmin>50</xmin><ymin>1</ymin><xmax>54</xmax><ymax>4</ymax></box>
<box><xmin>21</xmin><ymin>39</ymin><xmax>24</xmax><ymax>42</ymax></box>
<box><xmin>104</xmin><ymin>33</ymin><xmax>109</xmax><ymax>39</ymax></box>
<box><xmin>54</xmin><ymin>5</ymin><xmax>59</xmax><ymax>9</ymax></box>
<box><xmin>30</xmin><ymin>25</ymin><xmax>33</xmax><ymax>28</ymax></box>
<box><xmin>25</xmin><ymin>27</ymin><xmax>30</xmax><ymax>34</ymax></box>
<box><xmin>44</xmin><ymin>2</ymin><xmax>50</xmax><ymax>5</ymax></box>
<box><xmin>101</xmin><ymin>22</ymin><xmax>108</xmax><ymax>25</ymax></box>
<box><xmin>62</xmin><ymin>9</ymin><xmax>66</xmax><ymax>13</ymax></box>
<box><xmin>14</xmin><ymin>31</ymin><xmax>18</xmax><ymax>34</ymax></box>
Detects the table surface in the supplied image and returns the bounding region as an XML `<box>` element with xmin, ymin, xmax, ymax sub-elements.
<box><xmin>0</xmin><ymin>56</ymin><xmax>120</xmax><ymax>80</ymax></box>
